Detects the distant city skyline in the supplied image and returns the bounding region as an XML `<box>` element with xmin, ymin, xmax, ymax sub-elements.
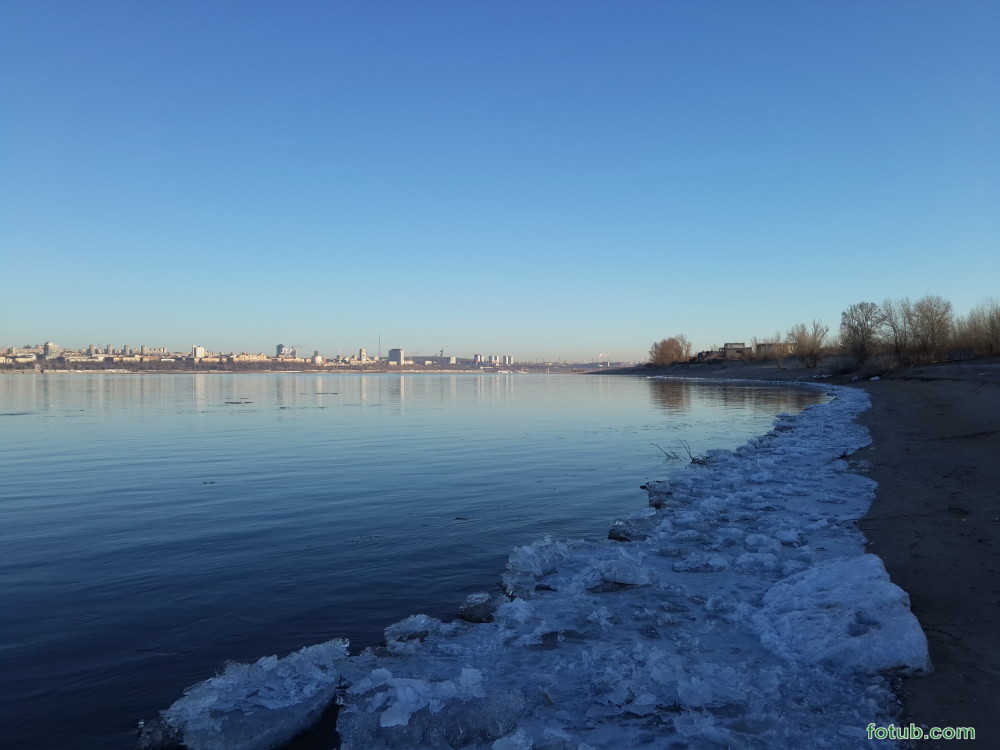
<box><xmin>4</xmin><ymin>332</ymin><xmax>651</xmax><ymax>365</ymax></box>
<box><xmin>2</xmin><ymin>2</ymin><xmax>997</xmax><ymax>362</ymax></box>
<box><xmin>3</xmin><ymin>339</ymin><xmax>608</xmax><ymax>365</ymax></box>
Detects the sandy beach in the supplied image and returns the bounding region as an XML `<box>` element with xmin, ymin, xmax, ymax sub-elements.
<box><xmin>855</xmin><ymin>363</ymin><xmax>1000</xmax><ymax>748</ymax></box>
<box><xmin>631</xmin><ymin>358</ymin><xmax>1000</xmax><ymax>746</ymax></box>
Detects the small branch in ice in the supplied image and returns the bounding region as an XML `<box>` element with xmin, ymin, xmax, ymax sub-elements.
<box><xmin>677</xmin><ymin>439</ymin><xmax>708</xmax><ymax>465</ymax></box>
<box><xmin>650</xmin><ymin>442</ymin><xmax>681</xmax><ymax>460</ymax></box>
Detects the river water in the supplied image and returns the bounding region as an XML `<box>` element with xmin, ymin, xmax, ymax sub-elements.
<box><xmin>0</xmin><ymin>372</ymin><xmax>822</xmax><ymax>749</ymax></box>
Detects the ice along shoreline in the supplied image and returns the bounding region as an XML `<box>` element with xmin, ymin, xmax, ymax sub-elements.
<box><xmin>140</xmin><ymin>380</ymin><xmax>931</xmax><ymax>750</ymax></box>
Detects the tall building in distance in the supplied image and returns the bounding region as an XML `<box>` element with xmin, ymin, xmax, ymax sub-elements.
<box><xmin>471</xmin><ymin>353</ymin><xmax>512</xmax><ymax>366</ymax></box>
<box><xmin>388</xmin><ymin>348</ymin><xmax>405</xmax><ymax>365</ymax></box>
<box><xmin>192</xmin><ymin>345</ymin><xmax>206</xmax><ymax>359</ymax></box>
<box><xmin>359</xmin><ymin>348</ymin><xmax>367</xmax><ymax>363</ymax></box>
<box><xmin>276</xmin><ymin>344</ymin><xmax>286</xmax><ymax>357</ymax></box>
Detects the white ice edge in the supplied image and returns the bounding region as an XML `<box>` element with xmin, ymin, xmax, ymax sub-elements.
<box><xmin>154</xmin><ymin>381</ymin><xmax>931</xmax><ymax>750</ymax></box>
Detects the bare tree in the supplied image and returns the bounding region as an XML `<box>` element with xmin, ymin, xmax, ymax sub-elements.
<box><xmin>881</xmin><ymin>297</ymin><xmax>913</xmax><ymax>365</ymax></box>
<box><xmin>649</xmin><ymin>334</ymin><xmax>692</xmax><ymax>366</ymax></box>
<box><xmin>840</xmin><ymin>301</ymin><xmax>884</xmax><ymax>365</ymax></box>
<box><xmin>787</xmin><ymin>320</ymin><xmax>829</xmax><ymax>368</ymax></box>
<box><xmin>955</xmin><ymin>298</ymin><xmax>1000</xmax><ymax>356</ymax></box>
<box><xmin>675</xmin><ymin>334</ymin><xmax>692</xmax><ymax>361</ymax></box>
<box><xmin>909</xmin><ymin>294</ymin><xmax>953</xmax><ymax>363</ymax></box>
<box><xmin>982</xmin><ymin>299</ymin><xmax>1000</xmax><ymax>355</ymax></box>
<box><xmin>750</xmin><ymin>331</ymin><xmax>788</xmax><ymax>364</ymax></box>
<box><xmin>769</xmin><ymin>330</ymin><xmax>788</xmax><ymax>367</ymax></box>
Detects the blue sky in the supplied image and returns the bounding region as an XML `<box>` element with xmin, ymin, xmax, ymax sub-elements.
<box><xmin>2</xmin><ymin>1</ymin><xmax>997</xmax><ymax>362</ymax></box>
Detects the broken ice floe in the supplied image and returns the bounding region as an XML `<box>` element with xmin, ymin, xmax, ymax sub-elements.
<box><xmin>140</xmin><ymin>639</ymin><xmax>347</xmax><ymax>750</ymax></box>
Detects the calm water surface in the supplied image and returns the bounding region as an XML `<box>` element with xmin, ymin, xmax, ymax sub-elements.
<box><xmin>0</xmin><ymin>372</ymin><xmax>823</xmax><ymax>750</ymax></box>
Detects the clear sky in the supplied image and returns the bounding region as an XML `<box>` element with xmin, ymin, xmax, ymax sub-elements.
<box><xmin>2</xmin><ymin>1</ymin><xmax>997</xmax><ymax>362</ymax></box>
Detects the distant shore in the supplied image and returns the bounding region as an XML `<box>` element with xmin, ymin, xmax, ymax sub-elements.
<box><xmin>609</xmin><ymin>356</ymin><xmax>1000</xmax><ymax>746</ymax></box>
<box><xmin>0</xmin><ymin>365</ymin><xmax>584</xmax><ymax>375</ymax></box>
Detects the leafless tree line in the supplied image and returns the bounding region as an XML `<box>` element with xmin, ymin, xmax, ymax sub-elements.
<box><xmin>784</xmin><ymin>321</ymin><xmax>829</xmax><ymax>368</ymax></box>
<box><xmin>649</xmin><ymin>295</ymin><xmax>1000</xmax><ymax>369</ymax></box>
<box><xmin>956</xmin><ymin>298</ymin><xmax>1000</xmax><ymax>357</ymax></box>
<box><xmin>840</xmin><ymin>295</ymin><xmax>1000</xmax><ymax>366</ymax></box>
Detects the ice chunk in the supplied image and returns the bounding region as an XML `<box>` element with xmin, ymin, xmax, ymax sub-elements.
<box><xmin>735</xmin><ymin>551</ymin><xmax>779</xmax><ymax>573</ymax></box>
<box><xmin>607</xmin><ymin>517</ymin><xmax>652</xmax><ymax>542</ymax></box>
<box><xmin>595</xmin><ymin>552</ymin><xmax>652</xmax><ymax>586</ymax></box>
<box><xmin>775</xmin><ymin>529</ymin><xmax>806</xmax><ymax>547</ymax></box>
<box><xmin>505</xmin><ymin>537</ymin><xmax>571</xmax><ymax>577</ymax></box>
<box><xmin>459</xmin><ymin>667</ymin><xmax>485</xmax><ymax>695</ymax></box>
<box><xmin>743</xmin><ymin>533</ymin><xmax>780</xmax><ymax>553</ymax></box>
<box><xmin>495</xmin><ymin>597</ymin><xmax>535</xmax><ymax>625</ymax></box>
<box><xmin>338</xmin><ymin>676</ymin><xmax>525</xmax><ymax>750</ymax></box>
<box><xmin>160</xmin><ymin>638</ymin><xmax>347</xmax><ymax>750</ymax></box>
<box><xmin>384</xmin><ymin>614</ymin><xmax>459</xmax><ymax>655</ymax></box>
<box><xmin>501</xmin><ymin>537</ymin><xmax>573</xmax><ymax>596</ymax></box>
<box><xmin>493</xmin><ymin>727</ymin><xmax>533</xmax><ymax>749</ymax></box>
<box><xmin>673</xmin><ymin>552</ymin><xmax>728</xmax><ymax>572</ymax></box>
<box><xmin>754</xmin><ymin>555</ymin><xmax>932</xmax><ymax>675</ymax></box>
<box><xmin>676</xmin><ymin>666</ymin><xmax>760</xmax><ymax>708</ymax></box>
<box><xmin>459</xmin><ymin>592</ymin><xmax>507</xmax><ymax>623</ymax></box>
<box><xmin>643</xmin><ymin>480</ymin><xmax>672</xmax><ymax>510</ymax></box>
<box><xmin>715</xmin><ymin>527</ymin><xmax>745</xmax><ymax>546</ymax></box>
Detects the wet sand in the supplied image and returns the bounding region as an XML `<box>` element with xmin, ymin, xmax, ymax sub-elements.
<box><xmin>619</xmin><ymin>358</ymin><xmax>1000</xmax><ymax>745</ymax></box>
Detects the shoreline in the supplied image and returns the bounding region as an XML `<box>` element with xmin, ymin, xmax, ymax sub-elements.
<box><xmin>620</xmin><ymin>357</ymin><xmax>1000</xmax><ymax>745</ymax></box>
<box><xmin>147</xmin><ymin>379</ymin><xmax>926</xmax><ymax>749</ymax></box>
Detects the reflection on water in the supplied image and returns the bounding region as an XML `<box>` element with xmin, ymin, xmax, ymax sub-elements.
<box><xmin>5</xmin><ymin>372</ymin><xmax>826</xmax><ymax>427</ymax></box>
<box><xmin>648</xmin><ymin>378</ymin><xmax>825</xmax><ymax>415</ymax></box>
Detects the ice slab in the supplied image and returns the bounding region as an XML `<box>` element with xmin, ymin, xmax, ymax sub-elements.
<box><xmin>158</xmin><ymin>639</ymin><xmax>347</xmax><ymax>750</ymax></box>
<box><xmin>754</xmin><ymin>554</ymin><xmax>932</xmax><ymax>676</ymax></box>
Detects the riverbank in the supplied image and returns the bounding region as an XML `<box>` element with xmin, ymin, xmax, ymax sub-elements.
<box><xmin>625</xmin><ymin>357</ymin><xmax>1000</xmax><ymax>746</ymax></box>
<box><xmin>854</xmin><ymin>365</ymin><xmax>1000</xmax><ymax>748</ymax></box>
